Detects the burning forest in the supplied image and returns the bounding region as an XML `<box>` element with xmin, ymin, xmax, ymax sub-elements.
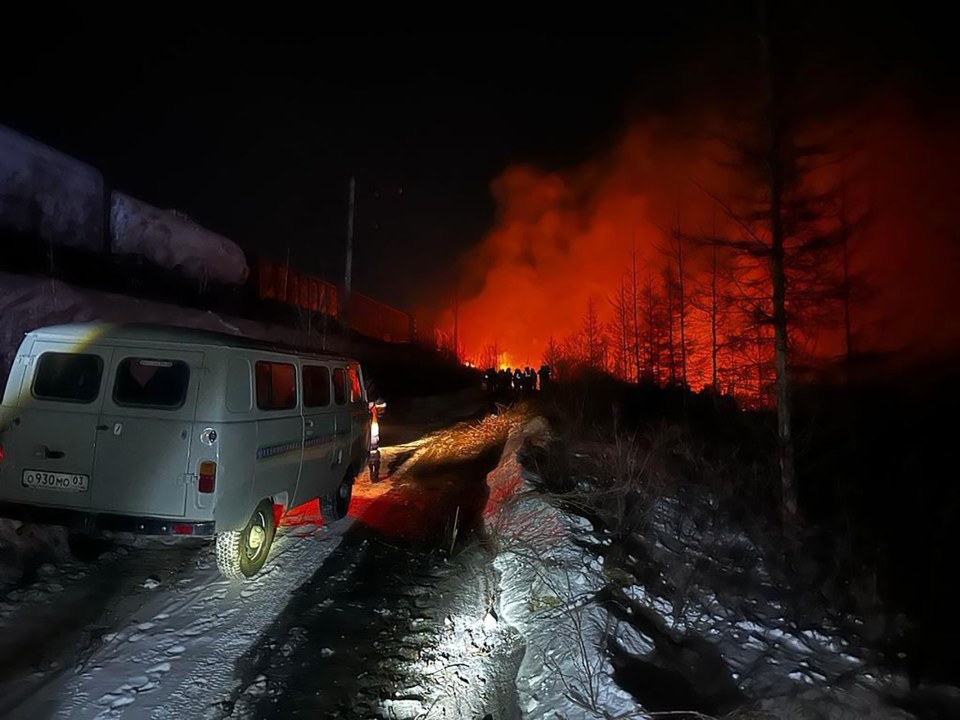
<box><xmin>456</xmin><ymin>91</ymin><xmax>960</xmax><ymax>404</ymax></box>
<box><xmin>4</xmin><ymin>10</ymin><xmax>960</xmax><ymax>720</ymax></box>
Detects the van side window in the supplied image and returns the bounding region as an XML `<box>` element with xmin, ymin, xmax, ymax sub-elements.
<box><xmin>302</xmin><ymin>365</ymin><xmax>331</xmax><ymax>407</ymax></box>
<box><xmin>256</xmin><ymin>361</ymin><xmax>297</xmax><ymax>410</ymax></box>
<box><xmin>348</xmin><ymin>366</ymin><xmax>362</xmax><ymax>404</ymax></box>
<box><xmin>333</xmin><ymin>367</ymin><xmax>347</xmax><ymax>405</ymax></box>
<box><xmin>114</xmin><ymin>358</ymin><xmax>190</xmax><ymax>408</ymax></box>
<box><xmin>32</xmin><ymin>352</ymin><xmax>104</xmax><ymax>404</ymax></box>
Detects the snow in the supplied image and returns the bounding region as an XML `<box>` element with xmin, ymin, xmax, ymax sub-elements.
<box><xmin>481</xmin><ymin>417</ymin><xmax>915</xmax><ymax>719</ymax></box>
<box><xmin>1</xmin><ymin>126</ymin><xmax>248</xmax><ymax>284</ymax></box>
<box><xmin>485</xmin><ymin>418</ymin><xmax>640</xmax><ymax>719</ymax></box>
<box><xmin>0</xmin><ymin>520</ymin><xmax>343</xmax><ymax>720</ymax></box>
<box><xmin>0</xmin><ymin>397</ymin><xmax>921</xmax><ymax>719</ymax></box>
<box><xmin>110</xmin><ymin>192</ymin><xmax>248</xmax><ymax>286</ymax></box>
<box><xmin>0</xmin><ymin>124</ymin><xmax>106</xmax><ymax>253</ymax></box>
<box><xmin>618</xmin><ymin>491</ymin><xmax>871</xmax><ymax>700</ymax></box>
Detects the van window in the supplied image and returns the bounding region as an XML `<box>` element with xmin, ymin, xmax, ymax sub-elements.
<box><xmin>302</xmin><ymin>365</ymin><xmax>331</xmax><ymax>407</ymax></box>
<box><xmin>333</xmin><ymin>367</ymin><xmax>347</xmax><ymax>405</ymax></box>
<box><xmin>32</xmin><ymin>352</ymin><xmax>104</xmax><ymax>403</ymax></box>
<box><xmin>348</xmin><ymin>366</ymin><xmax>363</xmax><ymax>404</ymax></box>
<box><xmin>114</xmin><ymin>358</ymin><xmax>190</xmax><ymax>408</ymax></box>
<box><xmin>256</xmin><ymin>361</ymin><xmax>297</xmax><ymax>410</ymax></box>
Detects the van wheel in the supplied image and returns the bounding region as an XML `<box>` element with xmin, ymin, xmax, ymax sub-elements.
<box><xmin>216</xmin><ymin>500</ymin><xmax>276</xmax><ymax>579</ymax></box>
<box><xmin>321</xmin><ymin>474</ymin><xmax>353</xmax><ymax>523</ymax></box>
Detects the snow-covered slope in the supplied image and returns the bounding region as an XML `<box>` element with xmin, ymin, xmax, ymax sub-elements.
<box><xmin>1</xmin><ymin>125</ymin><xmax>249</xmax><ymax>285</ymax></box>
<box><xmin>110</xmin><ymin>193</ymin><xmax>248</xmax><ymax>286</ymax></box>
<box><xmin>0</xmin><ymin>125</ymin><xmax>106</xmax><ymax>253</ymax></box>
<box><xmin>484</xmin><ymin>417</ymin><xmax>915</xmax><ymax>719</ymax></box>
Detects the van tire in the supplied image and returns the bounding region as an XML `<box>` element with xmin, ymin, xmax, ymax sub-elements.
<box><xmin>321</xmin><ymin>472</ymin><xmax>354</xmax><ymax>523</ymax></box>
<box><xmin>216</xmin><ymin>500</ymin><xmax>276</xmax><ymax>579</ymax></box>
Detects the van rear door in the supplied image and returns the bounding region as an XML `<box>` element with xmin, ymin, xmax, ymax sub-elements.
<box><xmin>1</xmin><ymin>341</ymin><xmax>111</xmax><ymax>510</ymax></box>
<box><xmin>91</xmin><ymin>350</ymin><xmax>203</xmax><ymax>518</ymax></box>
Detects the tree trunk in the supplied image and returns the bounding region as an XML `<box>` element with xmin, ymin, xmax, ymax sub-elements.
<box><xmin>621</xmin><ymin>278</ymin><xmax>630</xmax><ymax>381</ymax></box>
<box><xmin>646</xmin><ymin>274</ymin><xmax>657</xmax><ymax>382</ymax></box>
<box><xmin>711</xmin><ymin>243</ymin><xmax>719</xmax><ymax>391</ymax></box>
<box><xmin>631</xmin><ymin>239</ymin><xmax>643</xmax><ymax>383</ymax></box>
<box><xmin>675</xmin><ymin>224</ymin><xmax>688</xmax><ymax>386</ymax></box>
<box><xmin>760</xmin><ymin>1</ymin><xmax>798</xmax><ymax>524</ymax></box>
<box><xmin>840</xmin><ymin>180</ymin><xmax>854</xmax><ymax>362</ymax></box>
<box><xmin>665</xmin><ymin>267</ymin><xmax>676</xmax><ymax>385</ymax></box>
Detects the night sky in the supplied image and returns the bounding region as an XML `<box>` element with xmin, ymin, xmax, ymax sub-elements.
<box><xmin>2</xmin><ymin>7</ymin><xmax>955</xmax><ymax>312</ymax></box>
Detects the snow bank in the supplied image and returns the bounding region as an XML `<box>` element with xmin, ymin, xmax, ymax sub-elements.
<box><xmin>484</xmin><ymin>417</ymin><xmax>640</xmax><ymax>719</ymax></box>
<box><xmin>0</xmin><ymin>125</ymin><xmax>106</xmax><ymax>253</ymax></box>
<box><xmin>617</xmin><ymin>491</ymin><xmax>877</xmax><ymax>702</ymax></box>
<box><xmin>483</xmin><ymin>419</ymin><xmax>914</xmax><ymax>719</ymax></box>
<box><xmin>109</xmin><ymin>192</ymin><xmax>248</xmax><ymax>286</ymax></box>
<box><xmin>0</xmin><ymin>126</ymin><xmax>248</xmax><ymax>285</ymax></box>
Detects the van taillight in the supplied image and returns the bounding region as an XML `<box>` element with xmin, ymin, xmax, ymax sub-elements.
<box><xmin>198</xmin><ymin>461</ymin><xmax>217</xmax><ymax>494</ymax></box>
<box><xmin>0</xmin><ymin>444</ymin><xmax>5</xmax><ymax>462</ymax></box>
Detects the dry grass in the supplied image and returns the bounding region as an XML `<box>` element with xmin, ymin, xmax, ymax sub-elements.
<box><xmin>396</xmin><ymin>404</ymin><xmax>533</xmax><ymax>477</ymax></box>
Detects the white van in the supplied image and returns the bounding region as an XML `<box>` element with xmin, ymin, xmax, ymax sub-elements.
<box><xmin>0</xmin><ymin>323</ymin><xmax>374</xmax><ymax>578</ymax></box>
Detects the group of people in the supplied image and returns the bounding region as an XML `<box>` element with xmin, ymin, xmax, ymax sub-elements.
<box><xmin>482</xmin><ymin>365</ymin><xmax>551</xmax><ymax>396</ymax></box>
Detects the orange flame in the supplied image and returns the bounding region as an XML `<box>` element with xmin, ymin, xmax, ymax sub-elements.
<box><xmin>453</xmin><ymin>93</ymin><xmax>960</xmax><ymax>397</ymax></box>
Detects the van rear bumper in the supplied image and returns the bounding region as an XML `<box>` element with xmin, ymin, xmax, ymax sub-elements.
<box><xmin>0</xmin><ymin>501</ymin><xmax>216</xmax><ymax>537</ymax></box>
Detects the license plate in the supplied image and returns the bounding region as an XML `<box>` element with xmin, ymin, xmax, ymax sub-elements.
<box><xmin>22</xmin><ymin>470</ymin><xmax>89</xmax><ymax>492</ymax></box>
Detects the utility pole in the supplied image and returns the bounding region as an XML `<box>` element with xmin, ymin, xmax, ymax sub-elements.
<box><xmin>343</xmin><ymin>175</ymin><xmax>356</xmax><ymax>327</ymax></box>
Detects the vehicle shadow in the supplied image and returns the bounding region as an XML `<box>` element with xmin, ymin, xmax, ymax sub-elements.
<box><xmin>220</xmin><ymin>441</ymin><xmax>505</xmax><ymax>719</ymax></box>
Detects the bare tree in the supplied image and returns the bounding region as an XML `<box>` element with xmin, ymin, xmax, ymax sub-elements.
<box><xmin>642</xmin><ymin>273</ymin><xmax>660</xmax><ymax>383</ymax></box>
<box><xmin>631</xmin><ymin>238</ymin><xmax>644</xmax><ymax>383</ymax></box>
<box><xmin>583</xmin><ymin>298</ymin><xmax>603</xmax><ymax>370</ymax></box>
<box><xmin>835</xmin><ymin>173</ymin><xmax>871</xmax><ymax>362</ymax></box>
<box><xmin>663</xmin><ymin>265</ymin><xmax>678</xmax><ymax>385</ymax></box>
<box><xmin>708</xmin><ymin>243</ymin><xmax>720</xmax><ymax>390</ymax></box>
<box><xmin>480</xmin><ymin>342</ymin><xmax>502</xmax><ymax>370</ymax></box>
<box><xmin>671</xmin><ymin>220</ymin><xmax>690</xmax><ymax>386</ymax></box>
<box><xmin>608</xmin><ymin>275</ymin><xmax>634</xmax><ymax>382</ymax></box>
<box><xmin>694</xmin><ymin>3</ymin><xmax>854</xmax><ymax>522</ymax></box>
<box><xmin>688</xmin><ymin>228</ymin><xmax>731</xmax><ymax>393</ymax></box>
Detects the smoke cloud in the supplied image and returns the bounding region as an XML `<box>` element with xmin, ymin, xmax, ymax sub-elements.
<box><xmin>455</xmin><ymin>91</ymin><xmax>960</xmax><ymax>383</ymax></box>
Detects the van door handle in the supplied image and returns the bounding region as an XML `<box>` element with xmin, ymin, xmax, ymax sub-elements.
<box><xmin>305</xmin><ymin>420</ymin><xmax>315</xmax><ymax>428</ymax></box>
<box><xmin>96</xmin><ymin>424</ymin><xmax>110</xmax><ymax>432</ymax></box>
<box><xmin>34</xmin><ymin>445</ymin><xmax>65</xmax><ymax>459</ymax></box>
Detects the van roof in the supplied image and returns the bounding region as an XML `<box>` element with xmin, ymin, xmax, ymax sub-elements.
<box><xmin>25</xmin><ymin>323</ymin><xmax>353</xmax><ymax>362</ymax></box>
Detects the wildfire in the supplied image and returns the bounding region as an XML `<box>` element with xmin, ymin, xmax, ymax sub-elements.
<box><xmin>455</xmin><ymin>95</ymin><xmax>960</xmax><ymax>399</ymax></box>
